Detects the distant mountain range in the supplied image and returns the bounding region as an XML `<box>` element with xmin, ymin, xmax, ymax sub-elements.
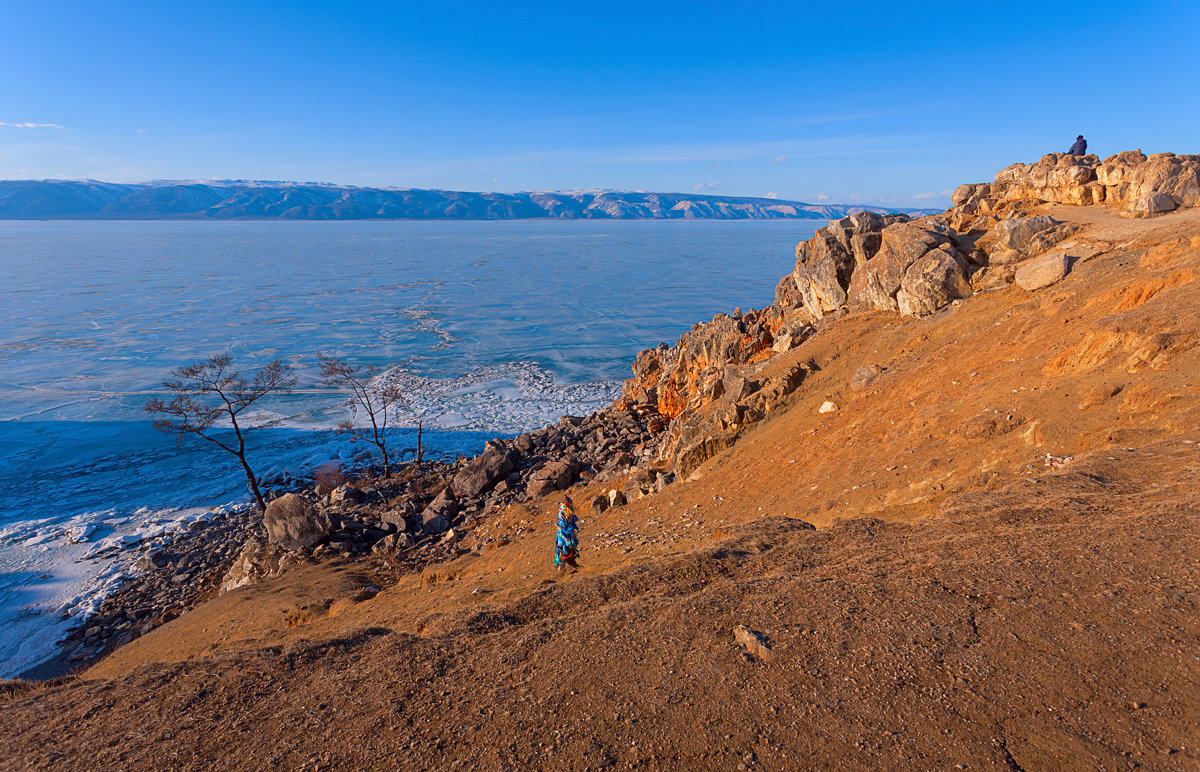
<box><xmin>0</xmin><ymin>179</ymin><xmax>935</xmax><ymax>221</ymax></box>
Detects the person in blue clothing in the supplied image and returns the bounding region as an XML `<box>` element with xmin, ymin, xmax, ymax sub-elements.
<box><xmin>1068</xmin><ymin>135</ymin><xmax>1088</xmax><ymax>156</ymax></box>
<box><xmin>554</xmin><ymin>496</ymin><xmax>580</xmax><ymax>573</ymax></box>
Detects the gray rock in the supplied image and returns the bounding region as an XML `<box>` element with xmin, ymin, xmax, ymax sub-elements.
<box><xmin>428</xmin><ymin>485</ymin><xmax>456</xmax><ymax>510</ymax></box>
<box><xmin>989</xmin><ymin>215</ymin><xmax>1075</xmax><ymax>264</ymax></box>
<box><xmin>850</xmin><ymin>364</ymin><xmax>883</xmax><ymax>391</ymax></box>
<box><xmin>895</xmin><ymin>244</ymin><xmax>973</xmax><ymax>317</ymax></box>
<box><xmin>263</xmin><ymin>493</ymin><xmax>332</xmax><ymax>550</ymax></box>
<box><xmin>589</xmin><ymin>495</ymin><xmax>609</xmax><ymax>516</ymax></box>
<box><xmin>379</xmin><ymin>507</ymin><xmax>414</xmax><ymax>532</ymax></box>
<box><xmin>514</xmin><ymin>433</ymin><xmax>536</xmax><ymax>453</ymax></box>
<box><xmin>219</xmin><ymin>536</ymin><xmax>288</xmax><ymax>594</ymax></box>
<box><xmin>525</xmin><ymin>461</ymin><xmax>575</xmax><ymax>499</ymax></box>
<box><xmin>733</xmin><ymin>624</ymin><xmax>772</xmax><ymax>659</ymax></box>
<box><xmin>1015</xmin><ymin>251</ymin><xmax>1070</xmax><ymax>291</ymax></box>
<box><xmin>329</xmin><ymin>485</ymin><xmax>361</xmax><ymax>506</ymax></box>
<box><xmin>421</xmin><ymin>512</ymin><xmax>450</xmax><ymax>535</ymax></box>
<box><xmin>847</xmin><ymin>221</ymin><xmax>956</xmax><ymax>312</ymax></box>
<box><xmin>452</xmin><ymin>448</ymin><xmax>516</xmax><ymax>499</ymax></box>
<box><xmin>608</xmin><ymin>489</ymin><xmax>627</xmax><ymax>508</ymax></box>
<box><xmin>1133</xmin><ymin>191</ymin><xmax>1178</xmax><ymax>215</ymax></box>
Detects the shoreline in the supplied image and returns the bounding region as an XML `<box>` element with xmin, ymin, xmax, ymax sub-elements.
<box><xmin>14</xmin><ymin>504</ymin><xmax>260</xmax><ymax>680</ymax></box>
<box><xmin>18</xmin><ymin>394</ymin><xmax>669</xmax><ymax>679</ymax></box>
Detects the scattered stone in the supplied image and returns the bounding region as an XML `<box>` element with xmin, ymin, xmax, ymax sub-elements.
<box><xmin>850</xmin><ymin>364</ymin><xmax>882</xmax><ymax>391</ymax></box>
<box><xmin>329</xmin><ymin>485</ymin><xmax>362</xmax><ymax>506</ymax></box>
<box><xmin>733</xmin><ymin>624</ymin><xmax>772</xmax><ymax>659</ymax></box>
<box><xmin>818</xmin><ymin>400</ymin><xmax>838</xmax><ymax>414</ymax></box>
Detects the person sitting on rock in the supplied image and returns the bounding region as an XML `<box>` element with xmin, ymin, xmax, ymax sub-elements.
<box><xmin>1068</xmin><ymin>135</ymin><xmax>1088</xmax><ymax>156</ymax></box>
<box><xmin>554</xmin><ymin>496</ymin><xmax>579</xmax><ymax>573</ymax></box>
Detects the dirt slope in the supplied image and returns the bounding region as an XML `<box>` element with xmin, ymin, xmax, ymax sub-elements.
<box><xmin>2</xmin><ymin>205</ymin><xmax>1198</xmax><ymax>771</ymax></box>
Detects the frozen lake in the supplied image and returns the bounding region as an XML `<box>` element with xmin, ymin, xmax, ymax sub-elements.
<box><xmin>0</xmin><ymin>217</ymin><xmax>821</xmax><ymax>676</ymax></box>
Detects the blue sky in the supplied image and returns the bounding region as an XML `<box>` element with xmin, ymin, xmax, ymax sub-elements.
<box><xmin>2</xmin><ymin>1</ymin><xmax>1197</xmax><ymax>207</ymax></box>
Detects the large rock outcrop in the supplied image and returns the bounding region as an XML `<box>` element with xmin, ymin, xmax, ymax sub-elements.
<box><xmin>950</xmin><ymin>151</ymin><xmax>1200</xmax><ymax>227</ymax></box>
<box><xmin>622</xmin><ymin>209</ymin><xmax>979</xmax><ymax>474</ymax></box>
<box><xmin>791</xmin><ymin>211</ymin><xmax>911</xmax><ymax>315</ymax></box>
<box><xmin>618</xmin><ymin>151</ymin><xmax>1196</xmax><ymax>482</ymax></box>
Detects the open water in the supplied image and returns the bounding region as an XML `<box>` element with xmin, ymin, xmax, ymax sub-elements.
<box><xmin>0</xmin><ymin>217</ymin><xmax>821</xmax><ymax>676</ymax></box>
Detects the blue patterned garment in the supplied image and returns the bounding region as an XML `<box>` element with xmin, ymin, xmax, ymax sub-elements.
<box><xmin>554</xmin><ymin>502</ymin><xmax>578</xmax><ymax>566</ymax></box>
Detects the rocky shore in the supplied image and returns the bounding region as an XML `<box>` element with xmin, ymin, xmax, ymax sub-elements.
<box><xmin>43</xmin><ymin>399</ymin><xmax>670</xmax><ymax>674</ymax></box>
<box><xmin>4</xmin><ymin>149</ymin><xmax>1200</xmax><ymax>769</ymax></box>
<box><xmin>40</xmin><ymin>149</ymin><xmax>1200</xmax><ymax>681</ymax></box>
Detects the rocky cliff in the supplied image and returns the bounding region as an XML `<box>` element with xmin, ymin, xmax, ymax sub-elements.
<box><xmin>949</xmin><ymin>150</ymin><xmax>1200</xmax><ymax>224</ymax></box>
<box><xmin>621</xmin><ymin>150</ymin><xmax>1200</xmax><ymax>478</ymax></box>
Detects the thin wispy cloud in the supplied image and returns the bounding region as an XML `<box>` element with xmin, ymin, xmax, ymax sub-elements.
<box><xmin>816</xmin><ymin>193</ymin><xmax>830</xmax><ymax>201</ymax></box>
<box><xmin>373</xmin><ymin>133</ymin><xmax>921</xmax><ymax>180</ymax></box>
<box><xmin>708</xmin><ymin>162</ymin><xmax>723</xmax><ymax>169</ymax></box>
<box><xmin>692</xmin><ymin>181</ymin><xmax>720</xmax><ymax>190</ymax></box>
<box><xmin>770</xmin><ymin>106</ymin><xmax>935</xmax><ymax>129</ymax></box>
<box><xmin>0</xmin><ymin>121</ymin><xmax>68</xmax><ymax>130</ymax></box>
<box><xmin>763</xmin><ymin>192</ymin><xmax>780</xmax><ymax>199</ymax></box>
<box><xmin>912</xmin><ymin>191</ymin><xmax>938</xmax><ymax>199</ymax></box>
<box><xmin>770</xmin><ymin>156</ymin><xmax>789</xmax><ymax>164</ymax></box>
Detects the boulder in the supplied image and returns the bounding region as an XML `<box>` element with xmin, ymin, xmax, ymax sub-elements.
<box><xmin>1015</xmin><ymin>252</ymin><xmax>1070</xmax><ymax>291</ymax></box>
<box><xmin>428</xmin><ymin>485</ymin><xmax>456</xmax><ymax>511</ymax></box>
<box><xmin>262</xmin><ymin>493</ymin><xmax>332</xmax><ymax>550</ymax></box>
<box><xmin>371</xmin><ymin>532</ymin><xmax>415</xmax><ymax>555</ymax></box>
<box><xmin>895</xmin><ymin>245</ymin><xmax>973</xmax><ymax>317</ymax></box>
<box><xmin>219</xmin><ymin>537</ymin><xmax>287</xmax><ymax>594</ymax></box>
<box><xmin>452</xmin><ymin>448</ymin><xmax>516</xmax><ymax>499</ymax></box>
<box><xmin>608</xmin><ymin>489</ymin><xmax>627</xmax><ymax>508</ymax></box>
<box><xmin>590</xmin><ymin>495</ymin><xmax>609</xmax><ymax>516</ymax></box>
<box><xmin>379</xmin><ymin>508</ymin><xmax>413</xmax><ymax>532</ymax></box>
<box><xmin>531</xmin><ymin>461</ymin><xmax>575</xmax><ymax>490</ymax></box>
<box><xmin>602</xmin><ymin>451</ymin><xmax>635</xmax><ymax>472</ymax></box>
<box><xmin>792</xmin><ymin>229</ymin><xmax>854</xmax><ymax>316</ymax></box>
<box><xmin>987</xmin><ymin>216</ymin><xmax>1076</xmax><ymax>264</ymax></box>
<box><xmin>1131</xmin><ymin>192</ymin><xmax>1179</xmax><ymax>216</ymax></box>
<box><xmin>791</xmin><ymin>213</ymin><xmax>910</xmax><ymax>318</ymax></box>
<box><xmin>848</xmin><ymin>221</ymin><xmax>957</xmax><ymax>312</ymax></box>
<box><xmin>421</xmin><ymin>511</ymin><xmax>451</xmax><ymax>535</ymax></box>
<box><xmin>329</xmin><ymin>485</ymin><xmax>361</xmax><ymax>506</ymax></box>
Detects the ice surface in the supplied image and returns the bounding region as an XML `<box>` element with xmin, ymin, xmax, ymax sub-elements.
<box><xmin>0</xmin><ymin>218</ymin><xmax>820</xmax><ymax>676</ymax></box>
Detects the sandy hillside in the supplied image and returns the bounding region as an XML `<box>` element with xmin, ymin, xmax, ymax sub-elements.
<box><xmin>2</xmin><ymin>204</ymin><xmax>1199</xmax><ymax>771</ymax></box>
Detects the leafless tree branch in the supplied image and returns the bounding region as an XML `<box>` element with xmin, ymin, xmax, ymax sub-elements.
<box><xmin>145</xmin><ymin>354</ymin><xmax>296</xmax><ymax>513</ymax></box>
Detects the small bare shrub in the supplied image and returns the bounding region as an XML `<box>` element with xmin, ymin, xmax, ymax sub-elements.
<box><xmin>313</xmin><ymin>460</ymin><xmax>347</xmax><ymax>497</ymax></box>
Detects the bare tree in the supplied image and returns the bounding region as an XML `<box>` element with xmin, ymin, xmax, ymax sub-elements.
<box><xmin>145</xmin><ymin>353</ymin><xmax>297</xmax><ymax>513</ymax></box>
<box><xmin>317</xmin><ymin>352</ymin><xmax>412</xmax><ymax>476</ymax></box>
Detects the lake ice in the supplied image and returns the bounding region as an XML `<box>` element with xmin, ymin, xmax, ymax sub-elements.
<box><xmin>0</xmin><ymin>217</ymin><xmax>820</xmax><ymax>676</ymax></box>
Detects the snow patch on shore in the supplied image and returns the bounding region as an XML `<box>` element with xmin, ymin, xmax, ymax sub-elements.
<box><xmin>0</xmin><ymin>504</ymin><xmax>233</xmax><ymax>678</ymax></box>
